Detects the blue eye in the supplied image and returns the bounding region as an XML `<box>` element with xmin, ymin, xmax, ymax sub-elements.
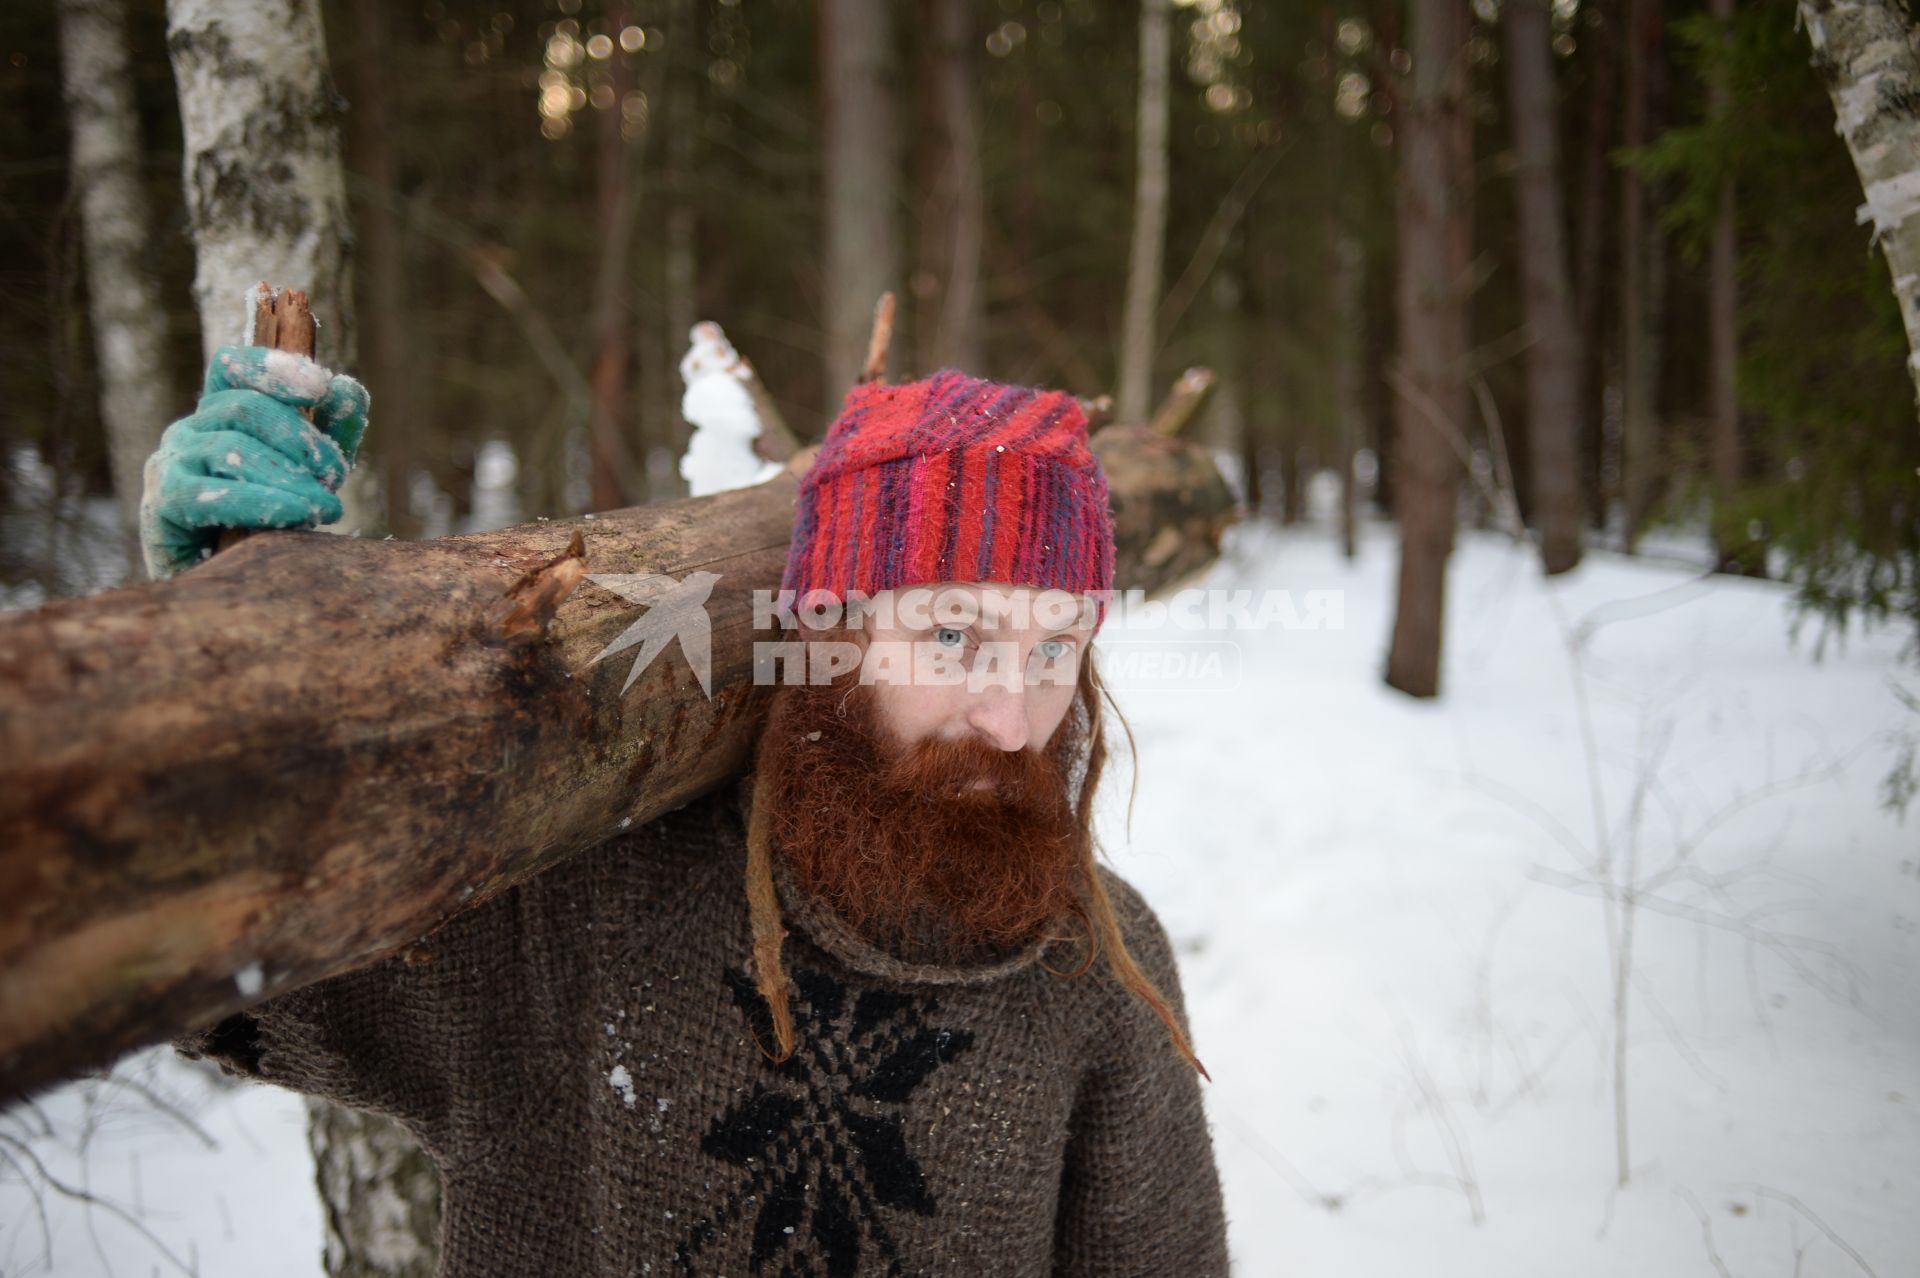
<box><xmin>1036</xmin><ymin>638</ymin><xmax>1071</xmax><ymax>660</ymax></box>
<box><xmin>933</xmin><ymin>626</ymin><xmax>966</xmax><ymax>648</ymax></box>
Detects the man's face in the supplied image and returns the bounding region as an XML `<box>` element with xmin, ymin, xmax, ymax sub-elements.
<box><xmin>749</xmin><ymin>582</ymin><xmax>1099</xmax><ymax>957</ymax></box>
<box><xmin>854</xmin><ymin>581</ymin><xmax>1096</xmax><ymax>781</ymax></box>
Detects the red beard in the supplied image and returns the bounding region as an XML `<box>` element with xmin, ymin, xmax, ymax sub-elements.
<box><xmin>750</xmin><ymin>662</ymin><xmax>1090</xmax><ymax>962</ymax></box>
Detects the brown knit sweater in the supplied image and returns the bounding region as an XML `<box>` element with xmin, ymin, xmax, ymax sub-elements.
<box><xmin>174</xmin><ymin>776</ymin><xmax>1230</xmax><ymax>1276</ymax></box>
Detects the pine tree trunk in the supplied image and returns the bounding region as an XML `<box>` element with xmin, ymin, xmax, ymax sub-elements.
<box><xmin>56</xmin><ymin>0</ymin><xmax>179</xmax><ymax>553</ymax></box>
<box><xmin>820</xmin><ymin>0</ymin><xmax>900</xmax><ymax>399</ymax></box>
<box><xmin>914</xmin><ymin>0</ymin><xmax>984</xmax><ymax>373</ymax></box>
<box><xmin>1207</xmin><ymin>265</ymin><xmax>1247</xmax><ymax>464</ymax></box>
<box><xmin>662</xmin><ymin>0</ymin><xmax>698</xmax><ymax>485</ymax></box>
<box><xmin>589</xmin><ymin>0</ymin><xmax>643</xmax><ymax>513</ymax></box>
<box><xmin>343</xmin><ymin>0</ymin><xmax>415</xmax><ymax>539</ymax></box>
<box><xmin>1334</xmin><ymin>227</ymin><xmax>1365</xmax><ymax>561</ymax></box>
<box><xmin>1503</xmin><ymin>0</ymin><xmax>1585</xmax><ymax>574</ymax></box>
<box><xmin>1385</xmin><ymin>0</ymin><xmax>1472</xmax><ymax>699</ymax></box>
<box><xmin>164</xmin><ymin>0</ymin><xmax>374</xmax><ymax>533</ymax></box>
<box><xmin>1572</xmin><ymin>0</ymin><xmax>1618</xmax><ymax>532</ymax></box>
<box><xmin>1117</xmin><ymin>0</ymin><xmax>1171</xmax><ymax>424</ymax></box>
<box><xmin>1709</xmin><ymin>0</ymin><xmax>1748</xmax><ymax>573</ymax></box>
<box><xmin>1798</xmin><ymin>0</ymin><xmax>1920</xmax><ymax>436</ymax></box>
<box><xmin>1619</xmin><ymin>0</ymin><xmax>1659</xmax><ymax>546</ymax></box>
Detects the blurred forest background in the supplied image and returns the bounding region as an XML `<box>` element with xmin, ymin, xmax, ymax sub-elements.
<box><xmin>2</xmin><ymin>0</ymin><xmax>1917</xmax><ymax>672</ymax></box>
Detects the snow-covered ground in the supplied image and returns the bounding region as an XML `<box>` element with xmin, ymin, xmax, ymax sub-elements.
<box><xmin>4</xmin><ymin>513</ymin><xmax>1915</xmax><ymax>1276</ymax></box>
<box><xmin>1104</xmin><ymin>517</ymin><xmax>1919</xmax><ymax>1277</ymax></box>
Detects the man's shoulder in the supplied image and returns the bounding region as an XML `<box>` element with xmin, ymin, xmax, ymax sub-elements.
<box><xmin>1090</xmin><ymin>862</ymin><xmax>1176</xmax><ymax>960</ymax></box>
<box><xmin>1033</xmin><ymin>861</ymin><xmax>1185</xmax><ymax>1010</ymax></box>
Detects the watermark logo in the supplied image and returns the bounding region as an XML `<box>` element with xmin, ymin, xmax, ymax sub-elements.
<box><xmin>585</xmin><ymin>571</ymin><xmax>720</xmax><ymax>695</ymax></box>
<box><xmin>583</xmin><ymin>578</ymin><xmax>1340</xmax><ymax>696</ymax></box>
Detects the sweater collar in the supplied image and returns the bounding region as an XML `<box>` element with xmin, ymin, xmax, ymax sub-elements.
<box><xmin>727</xmin><ymin>774</ymin><xmax>1054</xmax><ymax>988</ymax></box>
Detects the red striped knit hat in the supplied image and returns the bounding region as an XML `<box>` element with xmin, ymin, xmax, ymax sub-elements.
<box><xmin>781</xmin><ymin>370</ymin><xmax>1116</xmax><ymax>626</ymax></box>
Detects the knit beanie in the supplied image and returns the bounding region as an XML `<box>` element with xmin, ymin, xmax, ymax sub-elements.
<box><xmin>780</xmin><ymin>370</ymin><xmax>1116</xmax><ymax>627</ymax></box>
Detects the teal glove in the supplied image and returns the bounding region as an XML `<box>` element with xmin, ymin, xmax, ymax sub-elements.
<box><xmin>139</xmin><ymin>346</ymin><xmax>370</xmax><ymax>579</ymax></box>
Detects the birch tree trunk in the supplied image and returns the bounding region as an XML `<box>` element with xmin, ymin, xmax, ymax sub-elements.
<box><xmin>311</xmin><ymin>1099</ymin><xmax>442</xmax><ymax>1278</ymax></box>
<box><xmin>165</xmin><ymin>0</ymin><xmax>375</xmax><ymax>534</ymax></box>
<box><xmin>1502</xmin><ymin>0</ymin><xmax>1585</xmax><ymax>574</ymax></box>
<box><xmin>1117</xmin><ymin>0</ymin><xmax>1171</xmax><ymax>425</ymax></box>
<box><xmin>165</xmin><ymin>3</ymin><xmax>426</xmax><ymax>1266</ymax></box>
<box><xmin>56</xmin><ymin>0</ymin><xmax>179</xmax><ymax>552</ymax></box>
<box><xmin>820</xmin><ymin>0</ymin><xmax>901</xmax><ymax>399</ymax></box>
<box><xmin>1384</xmin><ymin>0</ymin><xmax>1472</xmax><ymax>699</ymax></box>
<box><xmin>1798</xmin><ymin>0</ymin><xmax>1920</xmax><ymax>436</ymax></box>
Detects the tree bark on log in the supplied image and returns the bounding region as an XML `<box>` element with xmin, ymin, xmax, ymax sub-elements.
<box><xmin>0</xmin><ymin>426</ymin><xmax>1235</xmax><ymax>1104</ymax></box>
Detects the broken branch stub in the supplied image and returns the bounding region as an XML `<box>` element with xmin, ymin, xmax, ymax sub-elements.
<box><xmin>217</xmin><ymin>283</ymin><xmax>320</xmax><ymax>555</ymax></box>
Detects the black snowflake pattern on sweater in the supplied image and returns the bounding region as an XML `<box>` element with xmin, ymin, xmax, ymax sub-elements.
<box><xmin>673</xmin><ymin>965</ymin><xmax>976</xmax><ymax>1277</ymax></box>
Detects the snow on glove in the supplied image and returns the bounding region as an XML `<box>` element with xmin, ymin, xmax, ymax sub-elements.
<box><xmin>139</xmin><ymin>346</ymin><xmax>370</xmax><ymax>580</ymax></box>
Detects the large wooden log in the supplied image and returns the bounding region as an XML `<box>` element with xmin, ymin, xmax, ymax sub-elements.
<box><xmin>0</xmin><ymin>425</ymin><xmax>1237</xmax><ymax>1104</ymax></box>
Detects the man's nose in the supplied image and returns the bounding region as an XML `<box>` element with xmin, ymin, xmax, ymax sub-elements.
<box><xmin>964</xmin><ymin>683</ymin><xmax>1030</xmax><ymax>753</ymax></box>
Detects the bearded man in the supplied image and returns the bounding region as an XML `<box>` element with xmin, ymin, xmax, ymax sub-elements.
<box><xmin>150</xmin><ymin>351</ymin><xmax>1230</xmax><ymax>1275</ymax></box>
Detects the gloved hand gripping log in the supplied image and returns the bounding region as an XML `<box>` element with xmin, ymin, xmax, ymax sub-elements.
<box><xmin>139</xmin><ymin>285</ymin><xmax>369</xmax><ymax>580</ymax></box>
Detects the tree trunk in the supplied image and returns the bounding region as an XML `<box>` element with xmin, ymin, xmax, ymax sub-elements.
<box><xmin>165</xmin><ymin>0</ymin><xmax>373</xmax><ymax>534</ymax></box>
<box><xmin>1708</xmin><ymin>0</ymin><xmax>1748</xmax><ymax>574</ymax></box>
<box><xmin>1619</xmin><ymin>0</ymin><xmax>1658</xmax><ymax>546</ymax></box>
<box><xmin>820</xmin><ymin>0</ymin><xmax>901</xmax><ymax>401</ymax></box>
<box><xmin>1117</xmin><ymin>0</ymin><xmax>1171</xmax><ymax>425</ymax></box>
<box><xmin>589</xmin><ymin>0</ymin><xmax>644</xmax><ymax>513</ymax></box>
<box><xmin>1572</xmin><ymin>0</ymin><xmax>1618</xmax><ymax>531</ymax></box>
<box><xmin>343</xmin><ymin>0</ymin><xmax>415</xmax><ymax>540</ymax></box>
<box><xmin>1334</xmin><ymin>227</ymin><xmax>1365</xmax><ymax>561</ymax></box>
<box><xmin>167</xmin><ymin>5</ymin><xmax>427</xmax><ymax>1260</ymax></box>
<box><xmin>663</xmin><ymin>0</ymin><xmax>699</xmax><ymax>488</ymax></box>
<box><xmin>1384</xmin><ymin>0</ymin><xmax>1472</xmax><ymax>699</ymax></box>
<box><xmin>310</xmin><ymin>1097</ymin><xmax>443</xmax><ymax>1278</ymax></box>
<box><xmin>1798</xmin><ymin>0</ymin><xmax>1920</xmax><ymax>435</ymax></box>
<box><xmin>1503</xmin><ymin>0</ymin><xmax>1585</xmax><ymax>574</ymax></box>
<box><xmin>914</xmin><ymin>0</ymin><xmax>985</xmax><ymax>374</ymax></box>
<box><xmin>1201</xmin><ymin>269</ymin><xmax>1250</xmax><ymax>527</ymax></box>
<box><xmin>56</xmin><ymin>0</ymin><xmax>180</xmax><ymax>554</ymax></box>
<box><xmin>0</xmin><ymin>424</ymin><xmax>1236</xmax><ymax>1104</ymax></box>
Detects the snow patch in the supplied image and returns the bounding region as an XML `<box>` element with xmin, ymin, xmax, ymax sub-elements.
<box><xmin>607</xmin><ymin>1063</ymin><xmax>636</xmax><ymax>1107</ymax></box>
